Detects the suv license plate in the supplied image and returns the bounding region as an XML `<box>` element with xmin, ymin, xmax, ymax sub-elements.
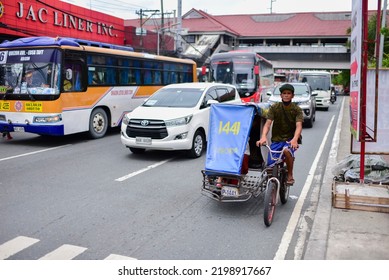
<box><xmin>221</xmin><ymin>186</ymin><xmax>239</xmax><ymax>197</ymax></box>
<box><xmin>136</xmin><ymin>137</ymin><xmax>152</xmax><ymax>145</ymax></box>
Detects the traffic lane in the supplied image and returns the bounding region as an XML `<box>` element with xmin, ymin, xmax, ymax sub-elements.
<box><xmin>99</xmin><ymin>128</ymin><xmax>332</xmax><ymax>260</ymax></box>
<box><xmin>0</xmin><ymin>130</ymin><xmax>101</xmax><ymax>159</ymax></box>
<box><xmin>0</xmin><ymin>130</ymin><xmax>177</xmax><ymax>238</ymax></box>
<box><xmin>1</xmin><ymin>132</ymin><xmax>286</xmax><ymax>259</ymax></box>
<box><xmin>0</xmin><ymin>109</ymin><xmax>339</xmax><ymax>259</ymax></box>
<box><xmin>1</xmin><ymin>132</ymin><xmax>216</xmax><ymax>258</ymax></box>
<box><xmin>83</xmin><ymin>156</ymin><xmax>287</xmax><ymax>260</ymax></box>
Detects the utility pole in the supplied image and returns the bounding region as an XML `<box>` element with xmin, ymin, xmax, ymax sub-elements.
<box><xmin>176</xmin><ymin>0</ymin><xmax>183</xmax><ymax>57</ymax></box>
<box><xmin>160</xmin><ymin>0</ymin><xmax>164</xmax><ymax>55</ymax></box>
<box><xmin>269</xmin><ymin>0</ymin><xmax>276</xmax><ymax>14</ymax></box>
<box><xmin>136</xmin><ymin>9</ymin><xmax>159</xmax><ymax>50</ymax></box>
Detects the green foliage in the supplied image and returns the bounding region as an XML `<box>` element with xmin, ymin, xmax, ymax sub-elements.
<box><xmin>334</xmin><ymin>70</ymin><xmax>350</xmax><ymax>88</ymax></box>
<box><xmin>366</xmin><ymin>15</ymin><xmax>389</xmax><ymax>67</ymax></box>
<box><xmin>348</xmin><ymin>14</ymin><xmax>389</xmax><ymax>68</ymax></box>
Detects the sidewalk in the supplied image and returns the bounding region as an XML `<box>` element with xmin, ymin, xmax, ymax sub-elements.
<box><xmin>304</xmin><ymin>96</ymin><xmax>389</xmax><ymax>260</ymax></box>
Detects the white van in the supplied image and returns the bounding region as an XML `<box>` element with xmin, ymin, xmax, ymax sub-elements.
<box><xmin>120</xmin><ymin>83</ymin><xmax>242</xmax><ymax>158</ymax></box>
<box><xmin>299</xmin><ymin>71</ymin><xmax>332</xmax><ymax>110</ymax></box>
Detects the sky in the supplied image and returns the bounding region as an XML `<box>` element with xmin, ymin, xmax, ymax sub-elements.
<box><xmin>61</xmin><ymin>0</ymin><xmax>381</xmax><ymax>19</ymax></box>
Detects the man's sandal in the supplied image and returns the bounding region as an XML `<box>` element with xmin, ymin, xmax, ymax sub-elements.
<box><xmin>286</xmin><ymin>179</ymin><xmax>295</xmax><ymax>185</ymax></box>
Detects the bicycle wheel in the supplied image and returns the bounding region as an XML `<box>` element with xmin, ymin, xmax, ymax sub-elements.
<box><xmin>279</xmin><ymin>167</ymin><xmax>290</xmax><ymax>204</ymax></box>
<box><xmin>263</xmin><ymin>180</ymin><xmax>277</xmax><ymax>227</ymax></box>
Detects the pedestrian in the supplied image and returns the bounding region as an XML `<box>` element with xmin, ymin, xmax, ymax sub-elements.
<box><xmin>2</xmin><ymin>131</ymin><xmax>12</xmax><ymax>140</ymax></box>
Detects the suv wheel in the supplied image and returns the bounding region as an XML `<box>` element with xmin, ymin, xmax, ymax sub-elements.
<box><xmin>187</xmin><ymin>130</ymin><xmax>205</xmax><ymax>158</ymax></box>
<box><xmin>305</xmin><ymin>117</ymin><xmax>313</xmax><ymax>128</ymax></box>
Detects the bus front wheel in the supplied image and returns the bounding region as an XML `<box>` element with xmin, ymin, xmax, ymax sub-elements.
<box><xmin>89</xmin><ymin>108</ymin><xmax>108</xmax><ymax>139</ymax></box>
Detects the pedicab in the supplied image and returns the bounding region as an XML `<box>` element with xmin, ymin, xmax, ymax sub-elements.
<box><xmin>201</xmin><ymin>103</ymin><xmax>291</xmax><ymax>226</ymax></box>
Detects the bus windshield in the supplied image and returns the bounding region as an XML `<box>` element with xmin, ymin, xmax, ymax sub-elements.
<box><xmin>300</xmin><ymin>74</ymin><xmax>331</xmax><ymax>91</ymax></box>
<box><xmin>210</xmin><ymin>57</ymin><xmax>256</xmax><ymax>93</ymax></box>
<box><xmin>208</xmin><ymin>51</ymin><xmax>273</xmax><ymax>103</ymax></box>
<box><xmin>0</xmin><ymin>48</ymin><xmax>61</xmax><ymax>99</ymax></box>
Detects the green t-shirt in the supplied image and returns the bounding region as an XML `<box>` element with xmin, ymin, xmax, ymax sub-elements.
<box><xmin>266</xmin><ymin>102</ymin><xmax>303</xmax><ymax>142</ymax></box>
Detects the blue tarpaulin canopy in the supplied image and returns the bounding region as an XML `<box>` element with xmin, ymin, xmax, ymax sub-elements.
<box><xmin>205</xmin><ymin>103</ymin><xmax>258</xmax><ymax>175</ymax></box>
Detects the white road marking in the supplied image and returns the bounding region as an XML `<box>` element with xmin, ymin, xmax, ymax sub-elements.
<box><xmin>39</xmin><ymin>244</ymin><xmax>87</xmax><ymax>260</ymax></box>
<box><xmin>0</xmin><ymin>145</ymin><xmax>71</xmax><ymax>162</ymax></box>
<box><xmin>115</xmin><ymin>158</ymin><xmax>173</xmax><ymax>182</ymax></box>
<box><xmin>104</xmin><ymin>254</ymin><xmax>137</xmax><ymax>260</ymax></box>
<box><xmin>274</xmin><ymin>114</ymin><xmax>337</xmax><ymax>260</ymax></box>
<box><xmin>0</xmin><ymin>236</ymin><xmax>39</xmax><ymax>260</ymax></box>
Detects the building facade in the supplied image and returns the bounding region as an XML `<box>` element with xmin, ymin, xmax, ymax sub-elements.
<box><xmin>126</xmin><ymin>8</ymin><xmax>356</xmax><ymax>71</ymax></box>
<box><xmin>3</xmin><ymin>2</ymin><xmax>376</xmax><ymax>71</ymax></box>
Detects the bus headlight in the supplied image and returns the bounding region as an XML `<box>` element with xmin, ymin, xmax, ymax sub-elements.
<box><xmin>165</xmin><ymin>115</ymin><xmax>193</xmax><ymax>127</ymax></box>
<box><xmin>33</xmin><ymin>114</ymin><xmax>62</xmax><ymax>123</ymax></box>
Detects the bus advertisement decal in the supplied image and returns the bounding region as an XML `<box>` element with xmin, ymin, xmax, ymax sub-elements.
<box><xmin>0</xmin><ymin>101</ymin><xmax>10</xmax><ymax>111</ymax></box>
<box><xmin>25</xmin><ymin>102</ymin><xmax>43</xmax><ymax>112</ymax></box>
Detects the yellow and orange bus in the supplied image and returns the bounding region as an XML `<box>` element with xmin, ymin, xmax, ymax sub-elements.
<box><xmin>0</xmin><ymin>37</ymin><xmax>197</xmax><ymax>138</ymax></box>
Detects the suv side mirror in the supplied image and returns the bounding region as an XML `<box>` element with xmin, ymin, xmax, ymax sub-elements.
<box><xmin>207</xmin><ymin>99</ymin><xmax>219</xmax><ymax>106</ymax></box>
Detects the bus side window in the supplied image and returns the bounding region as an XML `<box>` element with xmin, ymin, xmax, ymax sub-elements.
<box><xmin>63</xmin><ymin>61</ymin><xmax>82</xmax><ymax>92</ymax></box>
<box><xmin>153</xmin><ymin>62</ymin><xmax>162</xmax><ymax>85</ymax></box>
<box><xmin>106</xmin><ymin>67</ymin><xmax>116</xmax><ymax>84</ymax></box>
<box><xmin>132</xmin><ymin>60</ymin><xmax>141</xmax><ymax>85</ymax></box>
<box><xmin>92</xmin><ymin>72</ymin><xmax>102</xmax><ymax>84</ymax></box>
<box><xmin>144</xmin><ymin>70</ymin><xmax>152</xmax><ymax>85</ymax></box>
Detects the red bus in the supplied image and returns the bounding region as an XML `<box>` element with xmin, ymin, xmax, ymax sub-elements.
<box><xmin>207</xmin><ymin>51</ymin><xmax>274</xmax><ymax>103</ymax></box>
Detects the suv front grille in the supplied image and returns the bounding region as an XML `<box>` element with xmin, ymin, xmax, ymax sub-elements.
<box><xmin>125</xmin><ymin>119</ymin><xmax>168</xmax><ymax>139</ymax></box>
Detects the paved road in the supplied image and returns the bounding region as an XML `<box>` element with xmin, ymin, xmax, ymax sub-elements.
<box><xmin>0</xmin><ymin>99</ymin><xmax>343</xmax><ymax>260</ymax></box>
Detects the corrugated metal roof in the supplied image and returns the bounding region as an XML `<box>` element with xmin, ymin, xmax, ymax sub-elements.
<box><xmin>125</xmin><ymin>9</ymin><xmax>384</xmax><ymax>39</ymax></box>
<box><xmin>214</xmin><ymin>12</ymin><xmax>351</xmax><ymax>37</ymax></box>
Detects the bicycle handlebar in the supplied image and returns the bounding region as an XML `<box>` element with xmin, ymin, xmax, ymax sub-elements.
<box><xmin>262</xmin><ymin>144</ymin><xmax>290</xmax><ymax>163</ymax></box>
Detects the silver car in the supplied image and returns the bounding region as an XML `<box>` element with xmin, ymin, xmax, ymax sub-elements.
<box><xmin>267</xmin><ymin>82</ymin><xmax>317</xmax><ymax>128</ymax></box>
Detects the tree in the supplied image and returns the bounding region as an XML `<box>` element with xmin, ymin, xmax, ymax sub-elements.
<box><xmin>366</xmin><ymin>14</ymin><xmax>389</xmax><ymax>67</ymax></box>
<box><xmin>333</xmin><ymin>70</ymin><xmax>350</xmax><ymax>90</ymax></box>
<box><xmin>347</xmin><ymin>13</ymin><xmax>389</xmax><ymax>67</ymax></box>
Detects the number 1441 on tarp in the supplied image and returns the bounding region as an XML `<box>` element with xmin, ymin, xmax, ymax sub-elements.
<box><xmin>218</xmin><ymin>121</ymin><xmax>241</xmax><ymax>135</ymax></box>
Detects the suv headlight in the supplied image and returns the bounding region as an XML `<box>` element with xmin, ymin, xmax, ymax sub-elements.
<box><xmin>298</xmin><ymin>100</ymin><xmax>311</xmax><ymax>106</ymax></box>
<box><xmin>122</xmin><ymin>114</ymin><xmax>130</xmax><ymax>125</ymax></box>
<box><xmin>165</xmin><ymin>115</ymin><xmax>193</xmax><ymax>127</ymax></box>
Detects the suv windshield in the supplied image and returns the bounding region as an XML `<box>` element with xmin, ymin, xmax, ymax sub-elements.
<box><xmin>143</xmin><ymin>88</ymin><xmax>204</xmax><ymax>108</ymax></box>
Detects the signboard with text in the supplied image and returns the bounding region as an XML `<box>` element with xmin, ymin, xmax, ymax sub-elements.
<box><xmin>0</xmin><ymin>0</ymin><xmax>124</xmax><ymax>45</ymax></box>
<box><xmin>350</xmin><ymin>0</ymin><xmax>363</xmax><ymax>141</ymax></box>
<box><xmin>352</xmin><ymin>70</ymin><xmax>389</xmax><ymax>154</ymax></box>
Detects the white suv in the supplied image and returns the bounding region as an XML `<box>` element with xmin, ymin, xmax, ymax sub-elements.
<box><xmin>120</xmin><ymin>83</ymin><xmax>242</xmax><ymax>158</ymax></box>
